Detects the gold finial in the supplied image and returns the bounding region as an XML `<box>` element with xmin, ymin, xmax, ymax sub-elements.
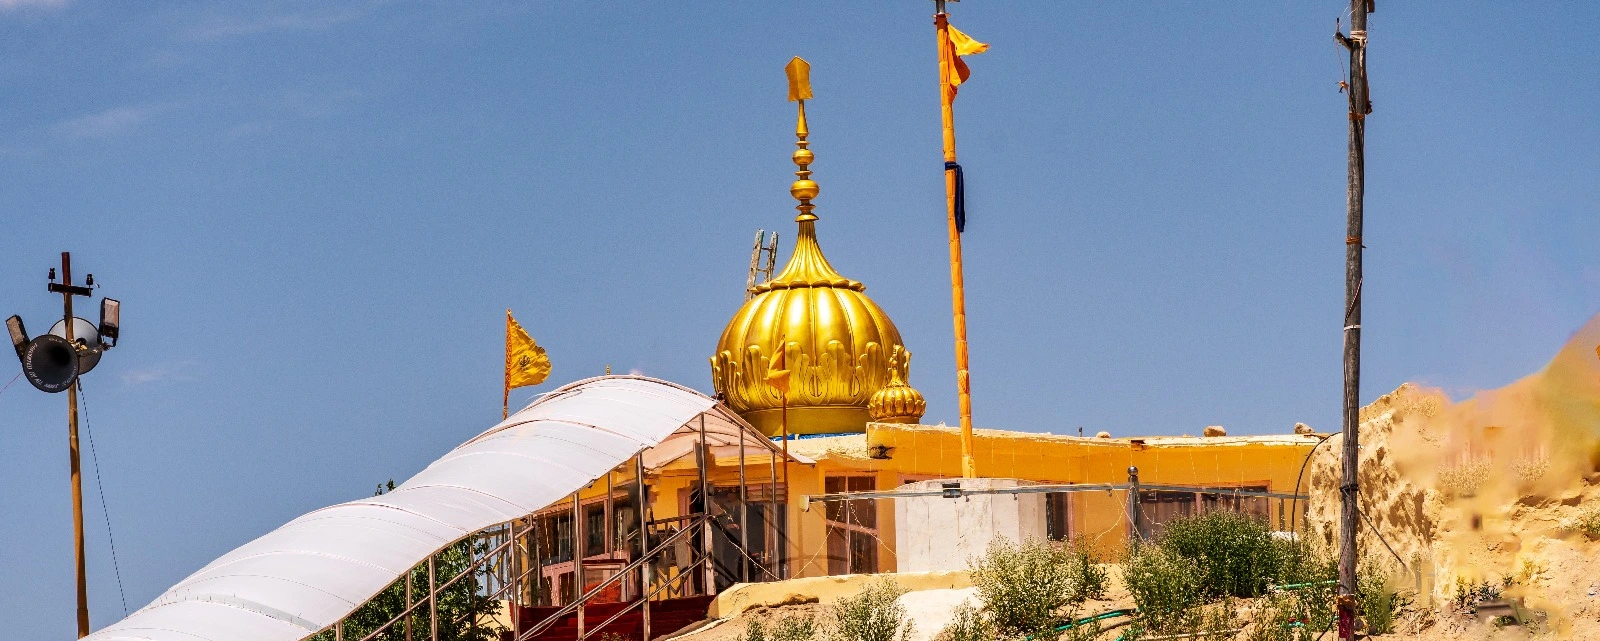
<box><xmin>785</xmin><ymin>57</ymin><xmax>818</xmax><ymax>222</ymax></box>
<box><xmin>605</xmin><ymin>364</ymin><xmax>611</xmax><ymax>375</ymax></box>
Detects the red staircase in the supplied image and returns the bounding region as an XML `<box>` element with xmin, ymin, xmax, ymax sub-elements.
<box><xmin>505</xmin><ymin>596</ymin><xmax>715</xmax><ymax>641</ymax></box>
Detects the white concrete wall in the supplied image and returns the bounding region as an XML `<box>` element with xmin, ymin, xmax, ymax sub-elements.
<box><xmin>894</xmin><ymin>478</ymin><xmax>1047</xmax><ymax>573</ymax></box>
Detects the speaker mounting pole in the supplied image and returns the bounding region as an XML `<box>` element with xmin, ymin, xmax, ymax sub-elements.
<box><xmin>52</xmin><ymin>251</ymin><xmax>94</xmax><ymax>639</ymax></box>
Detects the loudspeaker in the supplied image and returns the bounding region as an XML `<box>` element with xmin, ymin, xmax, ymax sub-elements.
<box><xmin>22</xmin><ymin>334</ymin><xmax>79</xmax><ymax>393</ymax></box>
<box><xmin>48</xmin><ymin>317</ymin><xmax>102</xmax><ymax>374</ymax></box>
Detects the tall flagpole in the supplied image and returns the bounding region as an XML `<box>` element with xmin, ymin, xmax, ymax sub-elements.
<box><xmin>935</xmin><ymin>0</ymin><xmax>977</xmax><ymax>479</ymax></box>
<box><xmin>502</xmin><ymin>310</ymin><xmax>511</xmax><ymax>420</ymax></box>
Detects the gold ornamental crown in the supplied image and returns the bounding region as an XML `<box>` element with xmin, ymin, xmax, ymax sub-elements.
<box><xmin>709</xmin><ymin>58</ymin><xmax>922</xmax><ymax>436</ymax></box>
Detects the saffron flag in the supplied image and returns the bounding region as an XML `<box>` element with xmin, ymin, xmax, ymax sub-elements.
<box><xmin>766</xmin><ymin>341</ymin><xmax>791</xmax><ymax>395</ymax></box>
<box><xmin>505</xmin><ymin>310</ymin><xmax>551</xmax><ymax>390</ymax></box>
<box><xmin>786</xmin><ymin>57</ymin><xmax>812</xmax><ymax>102</ymax></box>
<box><xmin>941</xmin><ymin>20</ymin><xmax>989</xmax><ymax>97</ymax></box>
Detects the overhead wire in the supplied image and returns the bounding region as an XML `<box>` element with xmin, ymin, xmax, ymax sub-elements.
<box><xmin>0</xmin><ymin>371</ymin><xmax>21</xmax><ymax>398</ymax></box>
<box><xmin>77</xmin><ymin>380</ymin><xmax>130</xmax><ymax>616</ymax></box>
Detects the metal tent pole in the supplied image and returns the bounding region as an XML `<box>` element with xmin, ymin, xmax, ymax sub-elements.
<box><xmin>606</xmin><ymin>471</ymin><xmax>615</xmax><ymax>556</ymax></box>
<box><xmin>739</xmin><ymin>429</ymin><xmax>749</xmax><ymax>584</ymax></box>
<box><xmin>428</xmin><ymin>555</ymin><xmax>438</xmax><ymax>641</ymax></box>
<box><xmin>769</xmin><ymin>448</ymin><xmax>781</xmax><ymax>579</ymax></box>
<box><xmin>698</xmin><ymin>415</ymin><xmax>712</xmax><ymax>594</ymax></box>
<box><xmin>573</xmin><ymin>491</ymin><xmax>585</xmax><ymax>639</ymax></box>
<box><xmin>635</xmin><ymin>454</ymin><xmax>651</xmax><ymax>641</ymax></box>
<box><xmin>510</xmin><ymin>519</ymin><xmax>521</xmax><ymax>639</ymax></box>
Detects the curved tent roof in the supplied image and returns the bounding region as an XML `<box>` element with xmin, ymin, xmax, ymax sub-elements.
<box><xmin>84</xmin><ymin>376</ymin><xmax>791</xmax><ymax>641</ymax></box>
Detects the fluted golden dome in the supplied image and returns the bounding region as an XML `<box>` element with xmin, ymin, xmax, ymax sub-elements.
<box><xmin>867</xmin><ymin>347</ymin><xmax>926</xmax><ymax>424</ymax></box>
<box><xmin>710</xmin><ymin>59</ymin><xmax>920</xmax><ymax>436</ymax></box>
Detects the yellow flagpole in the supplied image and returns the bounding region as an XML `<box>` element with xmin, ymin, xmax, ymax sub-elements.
<box><xmin>936</xmin><ymin>5</ymin><xmax>977</xmax><ymax>479</ymax></box>
<box><xmin>502</xmin><ymin>310</ymin><xmax>511</xmax><ymax>420</ymax></box>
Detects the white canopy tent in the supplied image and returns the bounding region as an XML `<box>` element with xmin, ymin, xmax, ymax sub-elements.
<box><xmin>84</xmin><ymin>376</ymin><xmax>802</xmax><ymax>641</ymax></box>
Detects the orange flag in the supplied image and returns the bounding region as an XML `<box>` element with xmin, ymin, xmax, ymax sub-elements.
<box><xmin>939</xmin><ymin>18</ymin><xmax>989</xmax><ymax>98</ymax></box>
<box><xmin>766</xmin><ymin>341</ymin><xmax>791</xmax><ymax>395</ymax></box>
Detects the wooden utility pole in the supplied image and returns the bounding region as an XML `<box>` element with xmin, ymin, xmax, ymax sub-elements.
<box><xmin>1335</xmin><ymin>2</ymin><xmax>1372</xmax><ymax>639</ymax></box>
<box><xmin>50</xmin><ymin>252</ymin><xmax>92</xmax><ymax>638</ymax></box>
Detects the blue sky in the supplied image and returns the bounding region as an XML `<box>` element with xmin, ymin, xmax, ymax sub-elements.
<box><xmin>1</xmin><ymin>0</ymin><xmax>1597</xmax><ymax>636</ymax></box>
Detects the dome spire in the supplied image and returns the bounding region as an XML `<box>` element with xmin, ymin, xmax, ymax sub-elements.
<box><xmin>786</xmin><ymin>56</ymin><xmax>818</xmax><ymax>222</ymax></box>
<box><xmin>754</xmin><ymin>57</ymin><xmax>859</xmax><ymax>294</ymax></box>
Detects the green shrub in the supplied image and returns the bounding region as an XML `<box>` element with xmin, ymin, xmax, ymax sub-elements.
<box><xmin>1563</xmin><ymin>503</ymin><xmax>1600</xmax><ymax>539</ymax></box>
<box><xmin>827</xmin><ymin>577</ymin><xmax>913</xmax><ymax>641</ymax></box>
<box><xmin>1064</xmin><ymin>537</ymin><xmax>1108</xmax><ymax>602</ymax></box>
<box><xmin>1451</xmin><ymin>577</ymin><xmax>1501</xmax><ymax>615</ymax></box>
<box><xmin>747</xmin><ymin>615</ymin><xmax>819</xmax><ymax>641</ymax></box>
<box><xmin>1276</xmin><ymin>540</ymin><xmax>1338</xmax><ymax>633</ymax></box>
<box><xmin>933</xmin><ymin>603</ymin><xmax>992</xmax><ymax>641</ymax></box>
<box><xmin>1121</xmin><ymin>541</ymin><xmax>1203</xmax><ymax>635</ymax></box>
<box><xmin>1240</xmin><ymin>592</ymin><xmax>1296</xmax><ymax>641</ymax></box>
<box><xmin>969</xmin><ymin>538</ymin><xmax>1079</xmax><ymax>637</ymax></box>
<box><xmin>1159</xmin><ymin>511</ymin><xmax>1284</xmax><ymax>599</ymax></box>
<box><xmin>1356</xmin><ymin>559</ymin><xmax>1407</xmax><ymax>635</ymax></box>
<box><xmin>1196</xmin><ymin>600</ymin><xmax>1240</xmax><ymax>640</ymax></box>
<box><xmin>1358</xmin><ymin>576</ymin><xmax>1398</xmax><ymax>635</ymax></box>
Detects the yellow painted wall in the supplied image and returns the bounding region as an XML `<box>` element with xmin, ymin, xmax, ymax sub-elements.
<box><xmin>570</xmin><ymin>423</ymin><xmax>1318</xmax><ymax>584</ymax></box>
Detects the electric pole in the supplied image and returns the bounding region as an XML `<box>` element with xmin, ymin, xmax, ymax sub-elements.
<box><xmin>1335</xmin><ymin>2</ymin><xmax>1373</xmax><ymax>639</ymax></box>
<box><xmin>7</xmin><ymin>252</ymin><xmax>121</xmax><ymax>638</ymax></box>
<box><xmin>55</xmin><ymin>253</ymin><xmax>93</xmax><ymax>638</ymax></box>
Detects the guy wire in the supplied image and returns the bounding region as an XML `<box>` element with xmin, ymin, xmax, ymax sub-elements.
<box><xmin>78</xmin><ymin>380</ymin><xmax>130</xmax><ymax>616</ymax></box>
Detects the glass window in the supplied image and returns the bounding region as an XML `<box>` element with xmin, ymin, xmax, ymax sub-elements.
<box><xmin>1046</xmin><ymin>493</ymin><xmax>1072</xmax><ymax>540</ymax></box>
<box><xmin>584</xmin><ymin>502</ymin><xmax>607</xmax><ymax>557</ymax></box>
<box><xmin>824</xmin><ymin>476</ymin><xmax>878</xmax><ymax>575</ymax></box>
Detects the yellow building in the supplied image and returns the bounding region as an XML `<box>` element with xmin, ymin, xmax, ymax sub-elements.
<box><xmin>520</xmin><ymin>85</ymin><xmax>1322</xmax><ymax>612</ymax></box>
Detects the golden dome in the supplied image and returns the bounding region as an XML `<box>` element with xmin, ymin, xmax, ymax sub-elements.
<box><xmin>867</xmin><ymin>347</ymin><xmax>926</xmax><ymax>424</ymax></box>
<box><xmin>710</xmin><ymin>64</ymin><xmax>920</xmax><ymax>436</ymax></box>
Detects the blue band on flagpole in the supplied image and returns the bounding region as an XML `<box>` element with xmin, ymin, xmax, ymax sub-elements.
<box><xmin>945</xmin><ymin>161</ymin><xmax>966</xmax><ymax>233</ymax></box>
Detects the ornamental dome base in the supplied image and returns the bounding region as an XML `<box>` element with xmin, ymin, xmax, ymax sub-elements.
<box><xmin>740</xmin><ymin>405</ymin><xmax>869</xmax><ymax>437</ymax></box>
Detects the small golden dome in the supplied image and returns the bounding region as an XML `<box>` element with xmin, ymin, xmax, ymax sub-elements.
<box><xmin>710</xmin><ymin>63</ymin><xmax>915</xmax><ymax>436</ymax></box>
<box><xmin>868</xmin><ymin>348</ymin><xmax>926</xmax><ymax>424</ymax></box>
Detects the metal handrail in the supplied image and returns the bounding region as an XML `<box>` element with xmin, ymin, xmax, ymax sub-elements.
<box><xmin>803</xmin><ymin>482</ymin><xmax>1308</xmax><ymax>505</ymax></box>
<box><xmin>517</xmin><ymin>514</ymin><xmax>708</xmax><ymax>641</ymax></box>
<box><xmin>703</xmin><ymin>509</ymin><xmax>782</xmax><ymax>583</ymax></box>
<box><xmin>455</xmin><ymin>537</ymin><xmax>546</xmax><ymax>627</ymax></box>
<box><xmin>355</xmin><ymin>535</ymin><xmax>515</xmax><ymax>641</ymax></box>
<box><xmin>577</xmin><ymin>554</ymin><xmax>709</xmax><ymax>641</ymax></box>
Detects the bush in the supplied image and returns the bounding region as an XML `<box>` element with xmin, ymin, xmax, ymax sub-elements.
<box><xmin>1276</xmin><ymin>541</ymin><xmax>1338</xmax><ymax>633</ymax></box>
<box><xmin>1158</xmin><ymin>511</ymin><xmax>1285</xmax><ymax>599</ymax></box>
<box><xmin>747</xmin><ymin>615</ymin><xmax>818</xmax><ymax>641</ymax></box>
<box><xmin>1240</xmin><ymin>592</ymin><xmax>1296</xmax><ymax>641</ymax></box>
<box><xmin>969</xmin><ymin>538</ymin><xmax>1081</xmax><ymax>637</ymax></box>
<box><xmin>933</xmin><ymin>603</ymin><xmax>991</xmax><ymax>641</ymax></box>
<box><xmin>1356</xmin><ymin>558</ymin><xmax>1409</xmax><ymax>635</ymax></box>
<box><xmin>1451</xmin><ymin>577</ymin><xmax>1502</xmax><ymax>615</ymax></box>
<box><xmin>1562</xmin><ymin>503</ymin><xmax>1600</xmax><ymax>539</ymax></box>
<box><xmin>1064</xmin><ymin>537</ymin><xmax>1108</xmax><ymax>602</ymax></box>
<box><xmin>1121</xmin><ymin>541</ymin><xmax>1203</xmax><ymax>635</ymax></box>
<box><xmin>827</xmin><ymin>577</ymin><xmax>913</xmax><ymax>641</ymax></box>
<box><xmin>1358</xmin><ymin>574</ymin><xmax>1398</xmax><ymax>635</ymax></box>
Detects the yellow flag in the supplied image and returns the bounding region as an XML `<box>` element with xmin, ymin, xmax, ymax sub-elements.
<box><xmin>786</xmin><ymin>57</ymin><xmax>813</xmax><ymax>102</ymax></box>
<box><xmin>766</xmin><ymin>341</ymin><xmax>791</xmax><ymax>395</ymax></box>
<box><xmin>939</xmin><ymin>17</ymin><xmax>989</xmax><ymax>97</ymax></box>
<box><xmin>505</xmin><ymin>310</ymin><xmax>551</xmax><ymax>390</ymax></box>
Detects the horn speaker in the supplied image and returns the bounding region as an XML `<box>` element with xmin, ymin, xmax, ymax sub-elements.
<box><xmin>22</xmin><ymin>334</ymin><xmax>79</xmax><ymax>393</ymax></box>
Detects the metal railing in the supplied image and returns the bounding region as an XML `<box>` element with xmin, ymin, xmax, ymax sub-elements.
<box><xmin>517</xmin><ymin>513</ymin><xmax>709</xmax><ymax>641</ymax></box>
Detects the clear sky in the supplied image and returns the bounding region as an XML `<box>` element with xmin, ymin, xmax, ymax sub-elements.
<box><xmin>1</xmin><ymin>1</ymin><xmax>1597</xmax><ymax>637</ymax></box>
